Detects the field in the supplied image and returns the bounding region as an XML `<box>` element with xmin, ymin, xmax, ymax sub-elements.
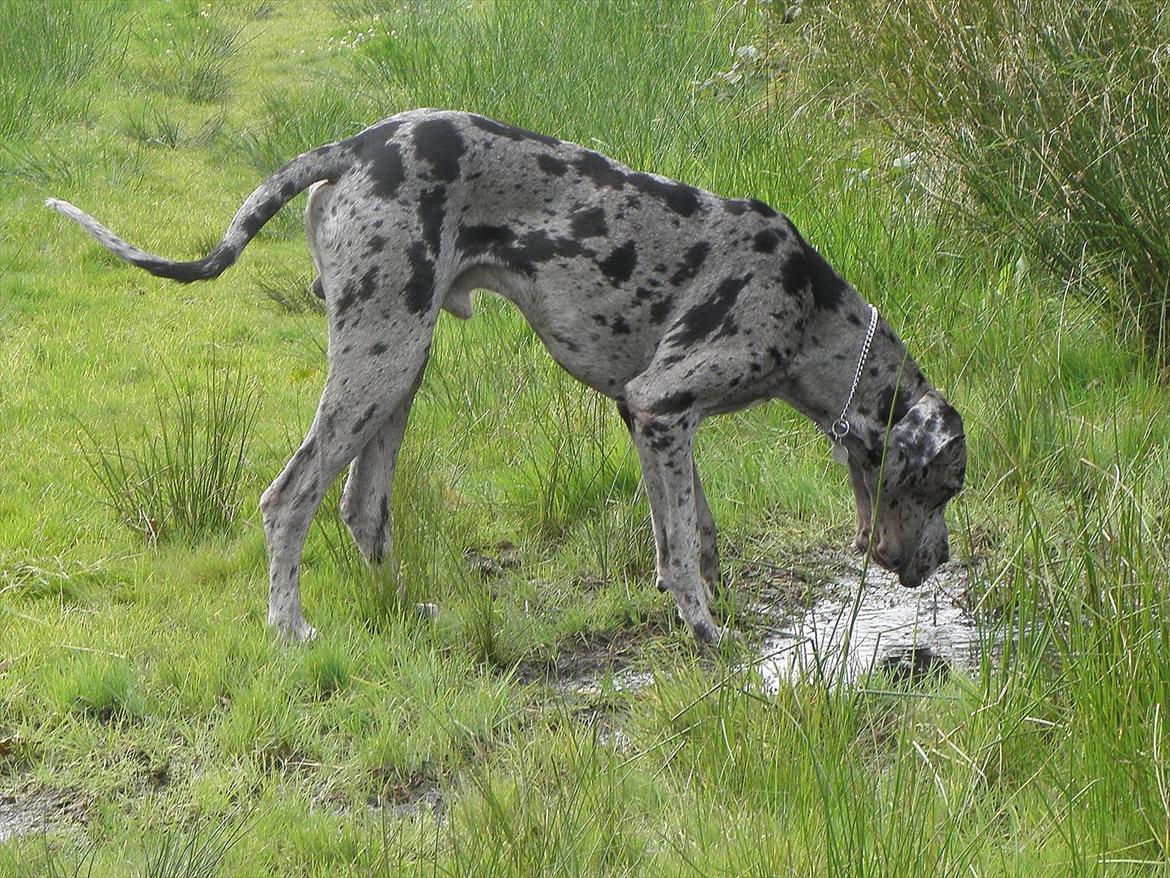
<box><xmin>1</xmin><ymin>0</ymin><xmax>1168</xmax><ymax>874</ymax></box>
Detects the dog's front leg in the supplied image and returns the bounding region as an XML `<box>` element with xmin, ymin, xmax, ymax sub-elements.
<box><xmin>692</xmin><ymin>461</ymin><xmax>721</xmax><ymax>600</ymax></box>
<box><xmin>618</xmin><ymin>402</ymin><xmax>720</xmax><ymax>603</ymax></box>
<box><xmin>847</xmin><ymin>458</ymin><xmax>874</xmax><ymax>553</ymax></box>
<box><xmin>628</xmin><ymin>410</ymin><xmax>725</xmax><ymax>644</ymax></box>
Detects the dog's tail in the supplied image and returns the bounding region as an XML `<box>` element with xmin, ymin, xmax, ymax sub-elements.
<box><xmin>46</xmin><ymin>142</ymin><xmax>356</xmax><ymax>283</ymax></box>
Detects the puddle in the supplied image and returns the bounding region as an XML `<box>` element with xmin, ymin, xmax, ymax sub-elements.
<box><xmin>752</xmin><ymin>559</ymin><xmax>984</xmax><ymax>689</ymax></box>
<box><xmin>515</xmin><ymin>553</ymin><xmax>987</xmax><ymax>701</ymax></box>
<box><xmin>0</xmin><ymin>788</ymin><xmax>85</xmax><ymax>842</ymax></box>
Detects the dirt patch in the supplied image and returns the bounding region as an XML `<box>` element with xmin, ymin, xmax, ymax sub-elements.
<box><xmin>367</xmin><ymin>772</ymin><xmax>444</xmax><ymax>821</ymax></box>
<box><xmin>464</xmin><ymin>541</ymin><xmax>523</xmax><ymax>580</ymax></box>
<box><xmin>0</xmin><ymin>785</ymin><xmax>86</xmax><ymax>843</ymax></box>
<box><xmin>514</xmin><ymin>617</ymin><xmax>671</xmax><ymax>691</ymax></box>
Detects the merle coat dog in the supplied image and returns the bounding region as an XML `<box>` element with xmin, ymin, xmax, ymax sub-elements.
<box><xmin>49</xmin><ymin>109</ymin><xmax>966</xmax><ymax>643</ymax></box>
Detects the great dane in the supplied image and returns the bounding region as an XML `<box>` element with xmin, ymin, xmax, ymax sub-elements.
<box><xmin>48</xmin><ymin>109</ymin><xmax>966</xmax><ymax>644</ymax></box>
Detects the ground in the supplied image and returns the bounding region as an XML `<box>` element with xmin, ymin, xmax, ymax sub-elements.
<box><xmin>1</xmin><ymin>1</ymin><xmax>1167</xmax><ymax>875</ymax></box>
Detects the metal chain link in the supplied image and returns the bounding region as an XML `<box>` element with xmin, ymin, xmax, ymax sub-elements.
<box><xmin>830</xmin><ymin>304</ymin><xmax>879</xmax><ymax>443</ymax></box>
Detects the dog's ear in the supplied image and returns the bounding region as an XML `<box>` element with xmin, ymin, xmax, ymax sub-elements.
<box><xmin>884</xmin><ymin>391</ymin><xmax>966</xmax><ymax>498</ymax></box>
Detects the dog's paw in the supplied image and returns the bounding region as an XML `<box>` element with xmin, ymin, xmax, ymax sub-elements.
<box><xmin>271</xmin><ymin>616</ymin><xmax>317</xmax><ymax>644</ymax></box>
<box><xmin>690</xmin><ymin>618</ymin><xmax>740</xmax><ymax>648</ymax></box>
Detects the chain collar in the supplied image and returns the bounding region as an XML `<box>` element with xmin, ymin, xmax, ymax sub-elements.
<box><xmin>829</xmin><ymin>304</ymin><xmax>879</xmax><ymax>446</ymax></box>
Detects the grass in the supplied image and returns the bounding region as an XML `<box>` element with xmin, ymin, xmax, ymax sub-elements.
<box><xmin>0</xmin><ymin>0</ymin><xmax>1168</xmax><ymax>874</ymax></box>
<box><xmin>81</xmin><ymin>361</ymin><xmax>259</xmax><ymax>544</ymax></box>
<box><xmin>803</xmin><ymin>0</ymin><xmax>1170</xmax><ymax>370</ymax></box>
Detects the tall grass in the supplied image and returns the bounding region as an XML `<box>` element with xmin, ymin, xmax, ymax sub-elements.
<box><xmin>356</xmin><ymin>0</ymin><xmax>754</xmax><ymax>182</ymax></box>
<box><xmin>81</xmin><ymin>363</ymin><xmax>259</xmax><ymax>544</ymax></box>
<box><xmin>138</xmin><ymin>1</ymin><xmax>245</xmax><ymax>105</ymax></box>
<box><xmin>6</xmin><ymin>0</ymin><xmax>1170</xmax><ymax>874</ymax></box>
<box><xmin>806</xmin><ymin>0</ymin><xmax>1170</xmax><ymax>369</ymax></box>
<box><xmin>0</xmin><ymin>0</ymin><xmax>126</xmax><ymax>142</ymax></box>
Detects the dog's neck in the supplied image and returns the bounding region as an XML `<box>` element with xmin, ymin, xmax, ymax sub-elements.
<box><xmin>781</xmin><ymin>295</ymin><xmax>930</xmax><ymax>461</ymax></box>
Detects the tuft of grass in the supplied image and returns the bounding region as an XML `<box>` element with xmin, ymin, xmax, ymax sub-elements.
<box><xmin>253</xmin><ymin>266</ymin><xmax>324</xmax><ymax>316</ymax></box>
<box><xmin>506</xmin><ymin>372</ymin><xmax>636</xmax><ymax>541</ymax></box>
<box><xmin>138</xmin><ymin>817</ymin><xmax>247</xmax><ymax>878</ymax></box>
<box><xmin>0</xmin><ymin>0</ymin><xmax>127</xmax><ymax>143</ymax></box>
<box><xmin>138</xmin><ymin>1</ymin><xmax>245</xmax><ymax>105</ymax></box>
<box><xmin>62</xmin><ymin>658</ymin><xmax>143</xmax><ymax>723</ymax></box>
<box><xmin>121</xmin><ymin>106</ymin><xmax>226</xmax><ymax>151</ymax></box>
<box><xmin>81</xmin><ymin>362</ymin><xmax>259</xmax><ymax>544</ymax></box>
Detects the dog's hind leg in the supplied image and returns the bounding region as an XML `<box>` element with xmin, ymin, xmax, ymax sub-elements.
<box><xmin>261</xmin><ymin>319</ymin><xmax>436</xmax><ymax>641</ymax></box>
<box><xmin>340</xmin><ymin>365</ymin><xmax>424</xmax><ymax>564</ymax></box>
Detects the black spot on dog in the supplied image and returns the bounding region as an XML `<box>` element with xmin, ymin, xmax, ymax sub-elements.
<box><xmin>671</xmin><ymin>274</ymin><xmax>752</xmax><ymax>346</ymax></box>
<box><xmin>653</xmin><ymin>390</ymin><xmax>696</xmax><ymax>414</ymax></box>
<box><xmin>592</xmin><ymin>313</ymin><xmax>608</xmax><ymax>327</ymax></box>
<box><xmin>650</xmin><ymin>299</ymin><xmax>673</xmax><ymax>324</ymax></box>
<box><xmin>242</xmin><ymin>196</ymin><xmax>281</xmax><ymax>238</ymax></box>
<box><xmin>669</xmin><ymin>241</ymin><xmax>710</xmax><ymax>286</ymax></box>
<box><xmin>537</xmin><ymin>153</ymin><xmax>568</xmax><ymax>176</ymax></box>
<box><xmin>365</xmin><ymin>235</ymin><xmax>386</xmax><ymax>256</ymax></box>
<box><xmin>403</xmin><ymin>242</ymin><xmax>434</xmax><ymax>314</ymax></box>
<box><xmin>413</xmin><ymin>118</ymin><xmax>465</xmax><ymax>182</ymax></box>
<box><xmin>351</xmin><ymin>119</ymin><xmax>402</xmax><ymax>150</ymax></box>
<box><xmin>748</xmin><ymin>199</ymin><xmax>778</xmax><ymax>217</ymax></box>
<box><xmin>599</xmin><ymin>240</ymin><xmax>638</xmax><ymax>286</ymax></box>
<box><xmin>574</xmin><ymin>151</ymin><xmax>627</xmax><ymax>190</ymax></box>
<box><xmin>456</xmin><ymin>223</ymin><xmax>516</xmax><ymax>258</ymax></box>
<box><xmin>635</xmin><ymin>286</ymin><xmax>654</xmax><ymax>300</ymax></box>
<box><xmin>516</xmin><ymin>230</ymin><xmax>588</xmax><ymax>267</ymax></box>
<box><xmin>570</xmin><ymin>206</ymin><xmax>608</xmax><ymax>238</ymax></box>
<box><xmin>456</xmin><ymin>223</ymin><xmax>586</xmax><ymax>271</ymax></box>
<box><xmin>753</xmin><ymin>229</ymin><xmax>784</xmax><ymax>253</ymax></box>
<box><xmin>418</xmin><ymin>185</ymin><xmax>446</xmax><ymax>254</ymax></box>
<box><xmin>513</xmin><ymin>230</ymin><xmax>556</xmax><ymax>262</ymax></box>
<box><xmin>469</xmin><ymin>114</ymin><xmax>560</xmax><ymax>146</ymax></box>
<box><xmin>280</xmin><ymin>180</ymin><xmax>298</xmax><ymax>199</ymax></box>
<box><xmin>369</xmin><ymin>342</ymin><xmax>388</xmax><ymax>356</ymax></box>
<box><xmin>551</xmin><ymin>332</ymin><xmax>581</xmax><ymax>353</ymax></box>
<box><xmin>352</xmin><ymin>403</ymin><xmax>378</xmax><ymax>434</ymax></box>
<box><xmin>782</xmin><ymin>239</ymin><xmax>849</xmax><ymax>310</ymax></box>
<box><xmin>627</xmin><ymin>172</ymin><xmax>701</xmax><ymax>217</ymax></box>
<box><xmin>723</xmin><ymin>199</ymin><xmax>750</xmax><ymax>216</ymax></box>
<box><xmin>363</xmin><ymin>142</ymin><xmax>405</xmax><ymax>200</ymax></box>
<box><xmin>356</xmin><ymin>266</ymin><xmax>379</xmax><ymax>301</ymax></box>
<box><xmin>611</xmin><ymin>315</ymin><xmax>631</xmax><ymax>334</ymax></box>
<box><xmin>940</xmin><ymin>404</ymin><xmax>964</xmax><ymax>438</ymax></box>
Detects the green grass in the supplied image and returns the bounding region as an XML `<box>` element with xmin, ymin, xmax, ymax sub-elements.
<box><xmin>1</xmin><ymin>0</ymin><xmax>1168</xmax><ymax>874</ymax></box>
<box><xmin>804</xmin><ymin>0</ymin><xmax>1170</xmax><ymax>370</ymax></box>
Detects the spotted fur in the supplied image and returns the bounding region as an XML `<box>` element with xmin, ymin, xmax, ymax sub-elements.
<box><xmin>48</xmin><ymin>109</ymin><xmax>965</xmax><ymax>644</ymax></box>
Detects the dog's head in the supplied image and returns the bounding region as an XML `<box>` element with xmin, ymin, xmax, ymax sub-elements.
<box><xmin>849</xmin><ymin>390</ymin><xmax>966</xmax><ymax>587</ymax></box>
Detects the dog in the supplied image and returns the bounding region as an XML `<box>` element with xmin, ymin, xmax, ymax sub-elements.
<box><xmin>48</xmin><ymin>109</ymin><xmax>966</xmax><ymax>644</ymax></box>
